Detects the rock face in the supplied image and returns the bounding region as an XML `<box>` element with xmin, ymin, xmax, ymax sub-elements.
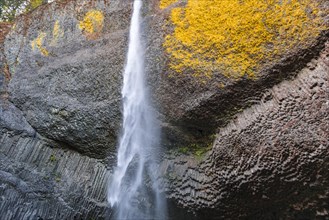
<box><xmin>0</xmin><ymin>131</ymin><xmax>109</xmax><ymax>219</ymax></box>
<box><xmin>145</xmin><ymin>0</ymin><xmax>329</xmax><ymax>151</ymax></box>
<box><xmin>0</xmin><ymin>0</ymin><xmax>130</xmax><ymax>219</ymax></box>
<box><xmin>0</xmin><ymin>0</ymin><xmax>328</xmax><ymax>219</ymax></box>
<box><xmin>160</xmin><ymin>44</ymin><xmax>329</xmax><ymax>218</ymax></box>
<box><xmin>4</xmin><ymin>0</ymin><xmax>132</xmax><ymax>159</ymax></box>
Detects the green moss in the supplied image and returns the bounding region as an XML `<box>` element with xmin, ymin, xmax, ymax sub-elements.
<box><xmin>29</xmin><ymin>0</ymin><xmax>44</xmax><ymax>10</ymax></box>
<box><xmin>49</xmin><ymin>154</ymin><xmax>56</xmax><ymax>162</ymax></box>
<box><xmin>176</xmin><ymin>141</ymin><xmax>213</xmax><ymax>160</ymax></box>
<box><xmin>178</xmin><ymin>146</ymin><xmax>189</xmax><ymax>154</ymax></box>
<box><xmin>55</xmin><ymin>173</ymin><xmax>61</xmax><ymax>183</ymax></box>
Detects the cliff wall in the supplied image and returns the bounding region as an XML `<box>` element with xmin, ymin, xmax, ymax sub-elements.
<box><xmin>0</xmin><ymin>0</ymin><xmax>328</xmax><ymax>219</ymax></box>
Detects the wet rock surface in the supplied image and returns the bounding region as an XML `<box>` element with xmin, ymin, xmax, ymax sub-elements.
<box><xmin>0</xmin><ymin>0</ymin><xmax>328</xmax><ymax>219</ymax></box>
<box><xmin>0</xmin><ymin>1</ymin><xmax>125</xmax><ymax>218</ymax></box>
<box><xmin>146</xmin><ymin>0</ymin><xmax>329</xmax><ymax>150</ymax></box>
<box><xmin>160</xmin><ymin>44</ymin><xmax>329</xmax><ymax>219</ymax></box>
<box><xmin>4</xmin><ymin>0</ymin><xmax>132</xmax><ymax>159</ymax></box>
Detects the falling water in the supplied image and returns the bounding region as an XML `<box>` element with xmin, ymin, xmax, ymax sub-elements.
<box><xmin>107</xmin><ymin>0</ymin><xmax>166</xmax><ymax>219</ymax></box>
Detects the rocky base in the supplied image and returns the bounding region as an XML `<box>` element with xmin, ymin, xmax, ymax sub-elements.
<box><xmin>0</xmin><ymin>129</ymin><xmax>110</xmax><ymax>219</ymax></box>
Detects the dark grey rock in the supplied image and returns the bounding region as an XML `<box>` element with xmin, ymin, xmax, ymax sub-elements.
<box><xmin>0</xmin><ymin>0</ymin><xmax>328</xmax><ymax>219</ymax></box>
<box><xmin>144</xmin><ymin>0</ymin><xmax>329</xmax><ymax>151</ymax></box>
<box><xmin>4</xmin><ymin>0</ymin><xmax>132</xmax><ymax>159</ymax></box>
<box><xmin>0</xmin><ymin>100</ymin><xmax>35</xmax><ymax>136</ymax></box>
<box><xmin>160</xmin><ymin>48</ymin><xmax>329</xmax><ymax>219</ymax></box>
<box><xmin>0</xmin><ymin>132</ymin><xmax>111</xmax><ymax>220</ymax></box>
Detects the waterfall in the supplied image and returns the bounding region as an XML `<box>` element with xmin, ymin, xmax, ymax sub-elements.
<box><xmin>107</xmin><ymin>0</ymin><xmax>166</xmax><ymax>219</ymax></box>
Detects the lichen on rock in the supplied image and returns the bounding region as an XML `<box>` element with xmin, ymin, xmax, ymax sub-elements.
<box><xmin>78</xmin><ymin>10</ymin><xmax>105</xmax><ymax>39</ymax></box>
<box><xmin>162</xmin><ymin>0</ymin><xmax>326</xmax><ymax>79</ymax></box>
<box><xmin>159</xmin><ymin>0</ymin><xmax>178</xmax><ymax>9</ymax></box>
<box><xmin>31</xmin><ymin>32</ymin><xmax>49</xmax><ymax>56</ymax></box>
<box><xmin>51</xmin><ymin>20</ymin><xmax>64</xmax><ymax>45</ymax></box>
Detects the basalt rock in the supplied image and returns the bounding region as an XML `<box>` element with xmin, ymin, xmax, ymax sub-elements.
<box><xmin>146</xmin><ymin>0</ymin><xmax>329</xmax><ymax>149</ymax></box>
<box><xmin>0</xmin><ymin>0</ymin><xmax>328</xmax><ymax>219</ymax></box>
<box><xmin>3</xmin><ymin>0</ymin><xmax>132</xmax><ymax>159</ymax></box>
<box><xmin>160</xmin><ymin>43</ymin><xmax>329</xmax><ymax>219</ymax></box>
<box><xmin>0</xmin><ymin>0</ymin><xmax>130</xmax><ymax>218</ymax></box>
<box><xmin>0</xmin><ymin>128</ymin><xmax>110</xmax><ymax>219</ymax></box>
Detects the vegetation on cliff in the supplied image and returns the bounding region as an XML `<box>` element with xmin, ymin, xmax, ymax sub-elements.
<box><xmin>159</xmin><ymin>0</ymin><xmax>178</xmax><ymax>9</ymax></box>
<box><xmin>161</xmin><ymin>0</ymin><xmax>326</xmax><ymax>80</ymax></box>
<box><xmin>0</xmin><ymin>0</ymin><xmax>47</xmax><ymax>22</ymax></box>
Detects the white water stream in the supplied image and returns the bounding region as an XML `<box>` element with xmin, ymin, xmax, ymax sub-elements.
<box><xmin>107</xmin><ymin>0</ymin><xmax>166</xmax><ymax>219</ymax></box>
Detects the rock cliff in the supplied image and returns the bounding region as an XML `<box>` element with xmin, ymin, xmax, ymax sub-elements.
<box><xmin>0</xmin><ymin>0</ymin><xmax>328</xmax><ymax>219</ymax></box>
<box><xmin>160</xmin><ymin>47</ymin><xmax>329</xmax><ymax>218</ymax></box>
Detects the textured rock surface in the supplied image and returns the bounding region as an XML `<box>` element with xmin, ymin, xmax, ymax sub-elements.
<box><xmin>0</xmin><ymin>0</ymin><xmax>328</xmax><ymax>219</ymax></box>
<box><xmin>0</xmin><ymin>22</ymin><xmax>12</xmax><ymax>101</ymax></box>
<box><xmin>160</xmin><ymin>42</ymin><xmax>329</xmax><ymax>218</ymax></box>
<box><xmin>0</xmin><ymin>1</ymin><xmax>126</xmax><ymax>219</ymax></box>
<box><xmin>0</xmin><ymin>122</ymin><xmax>110</xmax><ymax>219</ymax></box>
<box><xmin>146</xmin><ymin>0</ymin><xmax>329</xmax><ymax>150</ymax></box>
<box><xmin>4</xmin><ymin>0</ymin><xmax>132</xmax><ymax>159</ymax></box>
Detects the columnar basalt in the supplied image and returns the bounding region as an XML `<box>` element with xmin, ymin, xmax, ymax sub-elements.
<box><xmin>0</xmin><ymin>0</ymin><xmax>328</xmax><ymax>219</ymax></box>
<box><xmin>160</xmin><ymin>44</ymin><xmax>329</xmax><ymax>218</ymax></box>
<box><xmin>3</xmin><ymin>0</ymin><xmax>132</xmax><ymax>159</ymax></box>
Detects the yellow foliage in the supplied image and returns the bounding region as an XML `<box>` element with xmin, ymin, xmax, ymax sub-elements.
<box><xmin>159</xmin><ymin>0</ymin><xmax>178</xmax><ymax>9</ymax></box>
<box><xmin>79</xmin><ymin>10</ymin><xmax>104</xmax><ymax>37</ymax></box>
<box><xmin>31</xmin><ymin>32</ymin><xmax>49</xmax><ymax>56</ymax></box>
<box><xmin>162</xmin><ymin>0</ymin><xmax>325</xmax><ymax>79</ymax></box>
<box><xmin>29</xmin><ymin>0</ymin><xmax>44</xmax><ymax>9</ymax></box>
